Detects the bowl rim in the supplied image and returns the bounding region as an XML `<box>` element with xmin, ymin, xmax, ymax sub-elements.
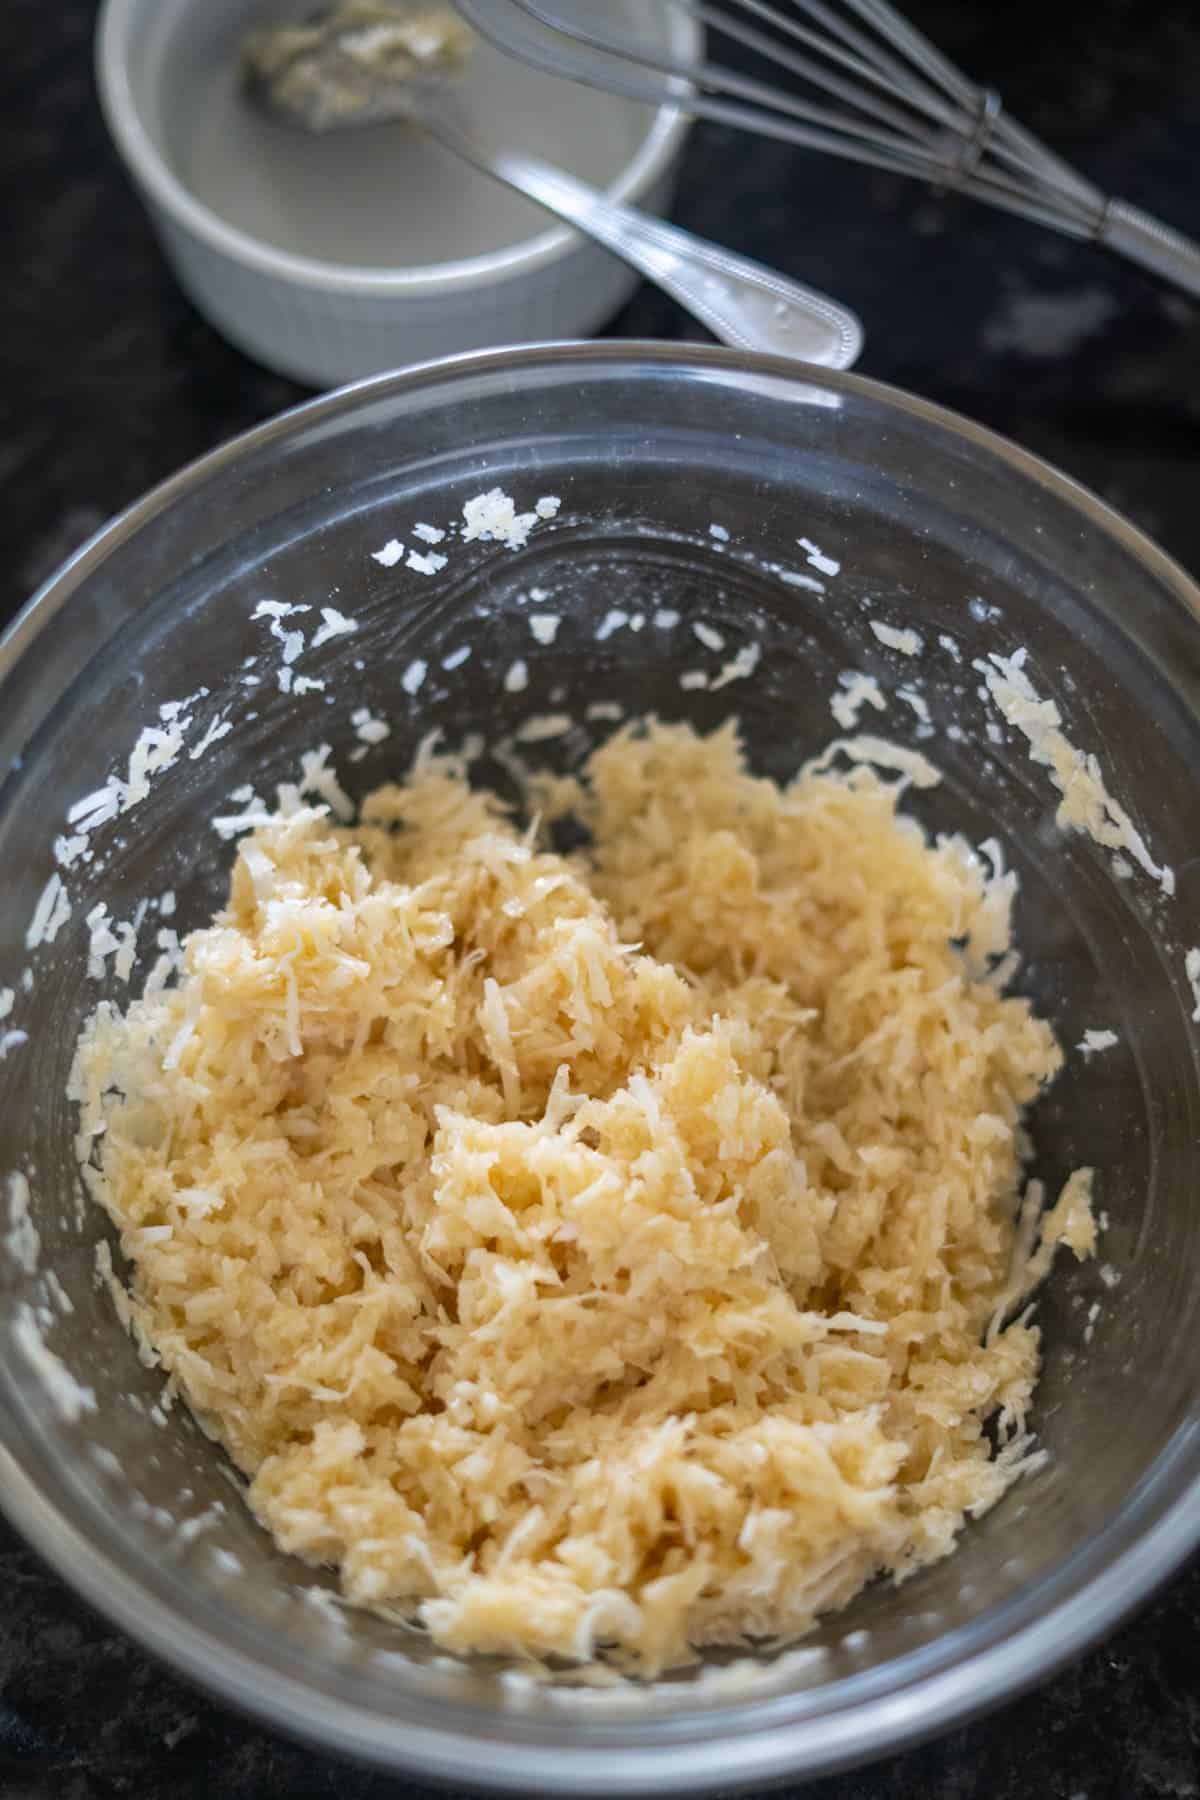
<box><xmin>3</xmin><ymin>341</ymin><xmax>1200</xmax><ymax>1794</ymax></box>
<box><xmin>94</xmin><ymin>0</ymin><xmax>698</xmax><ymax>296</ymax></box>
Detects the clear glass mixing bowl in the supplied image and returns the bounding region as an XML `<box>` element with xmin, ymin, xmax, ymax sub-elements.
<box><xmin>1</xmin><ymin>344</ymin><xmax>1198</xmax><ymax>1792</ymax></box>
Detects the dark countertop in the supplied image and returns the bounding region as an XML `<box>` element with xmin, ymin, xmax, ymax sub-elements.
<box><xmin>2</xmin><ymin>2</ymin><xmax>1199</xmax><ymax>1795</ymax></box>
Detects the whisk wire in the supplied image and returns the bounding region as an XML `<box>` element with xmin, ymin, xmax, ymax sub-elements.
<box><xmin>692</xmin><ymin>1</ymin><xmax>960</xmax><ymax>149</ymax></box>
<box><xmin>773</xmin><ymin>0</ymin><xmax>1107</xmax><ymax>215</ymax></box>
<box><xmin>781</xmin><ymin>0</ymin><xmax>969</xmax><ymax>123</ymax></box>
<box><xmin>454</xmin><ymin>0</ymin><xmax>1200</xmax><ymax>294</ymax></box>
<box><xmin>698</xmin><ymin>0</ymin><xmax>1100</xmax><ymax>229</ymax></box>
<box><xmin>508</xmin><ymin>0</ymin><xmax>946</xmax><ymax>165</ymax></box>
<box><xmin>842</xmin><ymin>0</ymin><xmax>974</xmax><ymax>105</ymax></box>
<box><xmin>504</xmin><ymin>0</ymin><xmax>1099</xmax><ymax>225</ymax></box>
<box><xmin>705</xmin><ymin>0</ymin><xmax>953</xmax><ymax>127</ymax></box>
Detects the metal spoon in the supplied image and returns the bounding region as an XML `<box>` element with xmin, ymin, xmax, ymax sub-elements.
<box><xmin>242</xmin><ymin>5</ymin><xmax>863</xmax><ymax>368</ymax></box>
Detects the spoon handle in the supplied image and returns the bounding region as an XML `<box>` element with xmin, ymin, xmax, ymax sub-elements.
<box><xmin>420</xmin><ymin>112</ymin><xmax>863</xmax><ymax>369</ymax></box>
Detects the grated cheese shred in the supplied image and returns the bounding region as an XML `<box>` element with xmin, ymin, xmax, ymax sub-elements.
<box><xmin>73</xmin><ymin>721</ymin><xmax>1089</xmax><ymax>1676</ymax></box>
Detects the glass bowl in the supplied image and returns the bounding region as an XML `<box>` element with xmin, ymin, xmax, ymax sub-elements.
<box><xmin>1</xmin><ymin>343</ymin><xmax>1198</xmax><ymax>1793</ymax></box>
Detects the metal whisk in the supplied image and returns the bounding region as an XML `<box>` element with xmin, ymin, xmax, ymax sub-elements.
<box><xmin>454</xmin><ymin>0</ymin><xmax>1200</xmax><ymax>297</ymax></box>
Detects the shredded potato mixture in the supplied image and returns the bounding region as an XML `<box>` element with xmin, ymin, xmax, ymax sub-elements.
<box><xmin>72</xmin><ymin>721</ymin><xmax>1092</xmax><ymax>1674</ymax></box>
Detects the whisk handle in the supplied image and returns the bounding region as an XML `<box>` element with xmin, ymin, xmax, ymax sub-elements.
<box><xmin>424</xmin><ymin>113</ymin><xmax>862</xmax><ymax>367</ymax></box>
<box><xmin>1099</xmin><ymin>200</ymin><xmax>1200</xmax><ymax>301</ymax></box>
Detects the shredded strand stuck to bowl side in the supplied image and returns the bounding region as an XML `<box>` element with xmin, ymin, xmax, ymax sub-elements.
<box><xmin>72</xmin><ymin>720</ymin><xmax>1094</xmax><ymax>1676</ymax></box>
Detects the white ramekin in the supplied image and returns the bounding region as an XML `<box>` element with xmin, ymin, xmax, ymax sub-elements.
<box><xmin>95</xmin><ymin>1</ymin><xmax>696</xmax><ymax>389</ymax></box>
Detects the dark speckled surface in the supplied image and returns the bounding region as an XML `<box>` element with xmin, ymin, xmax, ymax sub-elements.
<box><xmin>2</xmin><ymin>2</ymin><xmax>1199</xmax><ymax>1795</ymax></box>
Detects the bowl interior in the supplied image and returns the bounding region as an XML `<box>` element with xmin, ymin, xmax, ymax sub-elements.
<box><xmin>112</xmin><ymin>0</ymin><xmax>685</xmax><ymax>277</ymax></box>
<box><xmin>1</xmin><ymin>349</ymin><xmax>1198</xmax><ymax>1789</ymax></box>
